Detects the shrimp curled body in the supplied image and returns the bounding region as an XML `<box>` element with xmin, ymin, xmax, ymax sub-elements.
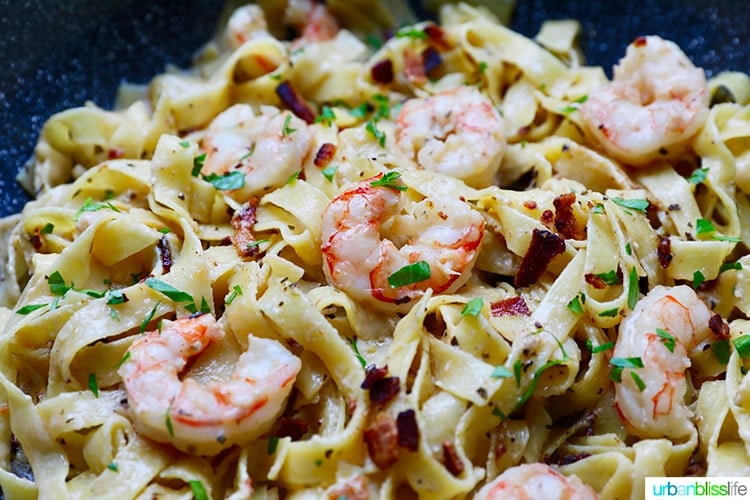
<box><xmin>396</xmin><ymin>86</ymin><xmax>505</xmax><ymax>188</ymax></box>
<box><xmin>579</xmin><ymin>35</ymin><xmax>709</xmax><ymax>166</ymax></box>
<box><xmin>321</xmin><ymin>173</ymin><xmax>484</xmax><ymax>310</ymax></box>
<box><xmin>613</xmin><ymin>285</ymin><xmax>714</xmax><ymax>439</ymax></box>
<box><xmin>118</xmin><ymin>314</ymin><xmax>301</xmax><ymax>455</ymax></box>
<box><xmin>202</xmin><ymin>104</ymin><xmax>313</xmax><ymax>201</ymax></box>
<box><xmin>475</xmin><ymin>463</ymin><xmax>598</xmax><ymax>500</ymax></box>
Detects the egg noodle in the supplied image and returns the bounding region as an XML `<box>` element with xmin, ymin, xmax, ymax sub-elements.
<box><xmin>2</xmin><ymin>1</ymin><xmax>750</xmax><ymax>498</ymax></box>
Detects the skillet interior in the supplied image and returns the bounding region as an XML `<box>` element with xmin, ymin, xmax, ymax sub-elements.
<box><xmin>1</xmin><ymin>0</ymin><xmax>748</xmax><ymax>218</ymax></box>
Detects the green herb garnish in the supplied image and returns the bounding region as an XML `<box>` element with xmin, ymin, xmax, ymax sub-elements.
<box><xmin>387</xmin><ymin>261</ymin><xmax>430</xmax><ymax>288</ymax></box>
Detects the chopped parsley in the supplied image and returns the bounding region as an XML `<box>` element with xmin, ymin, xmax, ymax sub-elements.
<box><xmin>687</xmin><ymin>167</ymin><xmax>708</xmax><ymax>184</ymax></box>
<box><xmin>461</xmin><ymin>297</ymin><xmax>484</xmax><ymax>317</ymax></box>
<box><xmin>321</xmin><ymin>165</ymin><xmax>338</xmax><ymax>182</ymax></box>
<box><xmin>711</xmin><ymin>339</ymin><xmax>731</xmax><ymax>365</ymax></box>
<box><xmin>491</xmin><ymin>365</ymin><xmax>513</xmax><ymax>379</ymax></box>
<box><xmin>107</xmin><ymin>462</ymin><xmax>119</xmax><ymax>472</ymax></box>
<box><xmin>191</xmin><ymin>153</ymin><xmax>207</xmax><ymax>176</ymax></box>
<box><xmin>225</xmin><ymin>285</ymin><xmax>243</xmax><ymax>306</ymax></box>
<box><xmin>513</xmin><ymin>359</ymin><xmax>523</xmax><ymax>387</ymax></box>
<box><xmin>628</xmin><ymin>267</ymin><xmax>639</xmax><ymax>310</ymax></box>
<box><xmin>350</xmin><ymin>337</ymin><xmax>367</xmax><ymax>370</ymax></box>
<box><xmin>267</xmin><ymin>435</ymin><xmax>280</xmax><ymax>455</ymax></box>
<box><xmin>693</xmin><ymin>269</ymin><xmax>706</xmax><ymax>289</ymax></box>
<box><xmin>612</xmin><ymin>197</ymin><xmax>649</xmax><ymax>214</ymax></box>
<box><xmin>585</xmin><ymin>339</ymin><xmax>614</xmax><ymax>354</ymax></box>
<box><xmin>655</xmin><ymin>328</ymin><xmax>676</xmax><ymax>353</ymax></box>
<box><xmin>88</xmin><ymin>373</ymin><xmax>99</xmax><ymax>398</ymax></box>
<box><xmin>140</xmin><ymin>302</ymin><xmax>160</xmax><ymax>334</ymax></box>
<box><xmin>40</xmin><ymin>222</ymin><xmax>55</xmax><ymax>235</ymax></box>
<box><xmin>719</xmin><ymin>261</ymin><xmax>742</xmax><ymax>273</ymax></box>
<box><xmin>733</xmin><ymin>335</ymin><xmax>750</xmax><ymax>359</ymax></box>
<box><xmin>202</xmin><ymin>171</ymin><xmax>245</xmax><ymax>190</ymax></box>
<box><xmin>566</xmin><ymin>293</ymin><xmax>584</xmax><ymax>314</ymax></box>
<box><xmin>366</xmin><ymin>120</ymin><xmax>386</xmax><ymax>146</ymax></box>
<box><xmin>609</xmin><ymin>356</ymin><xmax>644</xmax><ymax>383</ymax></box>
<box><xmin>15</xmin><ymin>303</ymin><xmax>48</xmax><ymax>315</ymax></box>
<box><xmin>598</xmin><ymin>307</ymin><xmax>619</xmax><ymax>318</ymax></box>
<box><xmin>596</xmin><ymin>269</ymin><xmax>620</xmax><ymax>285</ymax></box>
<box><xmin>695</xmin><ymin>218</ymin><xmax>716</xmax><ymax>235</ymax></box>
<box><xmin>165</xmin><ymin>400</ymin><xmax>175</xmax><ymax>438</ymax></box>
<box><xmin>282</xmin><ymin>114</ymin><xmax>297</xmax><ymax>136</ymax></box>
<box><xmin>395</xmin><ymin>26</ymin><xmax>427</xmax><ymax>39</ymax></box>
<box><xmin>189</xmin><ymin>480</ymin><xmax>209</xmax><ymax>500</ymax></box>
<box><xmin>630</xmin><ymin>371</ymin><xmax>646</xmax><ymax>392</ymax></box>
<box><xmin>370</xmin><ymin>171</ymin><xmax>406</xmax><ymax>191</ymax></box>
<box><xmin>314</xmin><ymin>105</ymin><xmax>336</xmax><ymax>126</ymax></box>
<box><xmin>145</xmin><ymin>278</ymin><xmax>194</xmax><ymax>303</ymax></box>
<box><xmin>387</xmin><ymin>261</ymin><xmax>431</xmax><ymax>288</ymax></box>
<box><xmin>73</xmin><ymin>197</ymin><xmax>121</xmax><ymax>222</ymax></box>
<box><xmin>115</xmin><ymin>351</ymin><xmax>131</xmax><ymax>369</ymax></box>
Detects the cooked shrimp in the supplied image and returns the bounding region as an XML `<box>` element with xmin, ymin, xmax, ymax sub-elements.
<box><xmin>396</xmin><ymin>86</ymin><xmax>505</xmax><ymax>188</ymax></box>
<box><xmin>579</xmin><ymin>35</ymin><xmax>709</xmax><ymax>166</ymax></box>
<box><xmin>201</xmin><ymin>104</ymin><xmax>313</xmax><ymax>201</ymax></box>
<box><xmin>286</xmin><ymin>0</ymin><xmax>338</xmax><ymax>44</ymax></box>
<box><xmin>118</xmin><ymin>314</ymin><xmax>301</xmax><ymax>455</ymax></box>
<box><xmin>613</xmin><ymin>285</ymin><xmax>715</xmax><ymax>439</ymax></box>
<box><xmin>475</xmin><ymin>463</ymin><xmax>598</xmax><ymax>500</ymax></box>
<box><xmin>321</xmin><ymin>172</ymin><xmax>484</xmax><ymax>310</ymax></box>
<box><xmin>225</xmin><ymin>4</ymin><xmax>270</xmax><ymax>48</ymax></box>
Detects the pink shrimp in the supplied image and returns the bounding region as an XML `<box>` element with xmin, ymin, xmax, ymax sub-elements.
<box><xmin>613</xmin><ymin>285</ymin><xmax>717</xmax><ymax>439</ymax></box>
<box><xmin>396</xmin><ymin>86</ymin><xmax>505</xmax><ymax>188</ymax></box>
<box><xmin>118</xmin><ymin>314</ymin><xmax>301</xmax><ymax>455</ymax></box>
<box><xmin>475</xmin><ymin>463</ymin><xmax>598</xmax><ymax>500</ymax></box>
<box><xmin>579</xmin><ymin>35</ymin><xmax>709</xmax><ymax>165</ymax></box>
<box><xmin>320</xmin><ymin>172</ymin><xmax>484</xmax><ymax>310</ymax></box>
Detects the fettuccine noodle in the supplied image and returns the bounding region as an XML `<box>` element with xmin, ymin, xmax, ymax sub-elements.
<box><xmin>2</xmin><ymin>1</ymin><xmax>750</xmax><ymax>499</ymax></box>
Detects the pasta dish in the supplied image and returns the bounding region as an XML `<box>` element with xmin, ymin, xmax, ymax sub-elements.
<box><xmin>2</xmin><ymin>1</ymin><xmax>750</xmax><ymax>498</ymax></box>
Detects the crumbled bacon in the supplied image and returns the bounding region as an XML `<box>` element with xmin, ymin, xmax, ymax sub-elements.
<box><xmin>657</xmin><ymin>236</ymin><xmax>672</xmax><ymax>268</ymax></box>
<box><xmin>275</xmin><ymin>416</ymin><xmax>309</xmax><ymax>441</ymax></box>
<box><xmin>424</xmin><ymin>24</ymin><xmax>451</xmax><ymax>50</ymax></box>
<box><xmin>275</xmin><ymin>80</ymin><xmax>316</xmax><ymax>124</ymax></box>
<box><xmin>396</xmin><ymin>409</ymin><xmax>419</xmax><ymax>451</ymax></box>
<box><xmin>514</xmin><ymin>229</ymin><xmax>566</xmax><ymax>287</ymax></box>
<box><xmin>108</xmin><ymin>148</ymin><xmax>125</xmax><ymax>159</ymax></box>
<box><xmin>314</xmin><ymin>142</ymin><xmax>337</xmax><ymax>167</ymax></box>
<box><xmin>371</xmin><ymin>59</ymin><xmax>394</xmax><ymax>84</ymax></box>
<box><xmin>364</xmin><ymin>412</ymin><xmax>399</xmax><ymax>469</ymax></box>
<box><xmin>540</xmin><ymin>209</ymin><xmax>554</xmax><ymax>227</ymax></box>
<box><xmin>442</xmin><ymin>441</ymin><xmax>464</xmax><ymax>476</ymax></box>
<box><xmin>709</xmin><ymin>314</ymin><xmax>730</xmax><ymax>340</ymax></box>
<box><xmin>491</xmin><ymin>296</ymin><xmax>531</xmax><ymax>317</ymax></box>
<box><xmin>361</xmin><ymin>365</ymin><xmax>400</xmax><ymax>409</ymax></box>
<box><xmin>157</xmin><ymin>235</ymin><xmax>173</xmax><ymax>273</ymax></box>
<box><xmin>230</xmin><ymin>198</ymin><xmax>260</xmax><ymax>258</ymax></box>
<box><xmin>553</xmin><ymin>193</ymin><xmax>585</xmax><ymax>240</ymax></box>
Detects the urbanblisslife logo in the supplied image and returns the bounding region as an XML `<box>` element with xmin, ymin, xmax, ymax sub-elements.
<box><xmin>645</xmin><ymin>478</ymin><xmax>750</xmax><ymax>499</ymax></box>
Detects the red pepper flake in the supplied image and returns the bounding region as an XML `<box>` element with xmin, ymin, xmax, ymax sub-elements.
<box><xmin>275</xmin><ymin>80</ymin><xmax>316</xmax><ymax>124</ymax></box>
<box><xmin>108</xmin><ymin>148</ymin><xmax>125</xmax><ymax>159</ymax></box>
<box><xmin>370</xmin><ymin>59</ymin><xmax>394</xmax><ymax>84</ymax></box>
<box><xmin>709</xmin><ymin>314</ymin><xmax>730</xmax><ymax>340</ymax></box>
<box><xmin>540</xmin><ymin>209</ymin><xmax>554</xmax><ymax>227</ymax></box>
<box><xmin>442</xmin><ymin>441</ymin><xmax>464</xmax><ymax>476</ymax></box>
<box><xmin>553</xmin><ymin>193</ymin><xmax>585</xmax><ymax>240</ymax></box>
<box><xmin>29</xmin><ymin>234</ymin><xmax>43</xmax><ymax>251</ymax></box>
<box><xmin>514</xmin><ymin>229</ymin><xmax>566</xmax><ymax>287</ymax></box>
<box><xmin>633</xmin><ymin>36</ymin><xmax>648</xmax><ymax>47</ymax></box>
<box><xmin>523</xmin><ymin>200</ymin><xmax>538</xmax><ymax>210</ymax></box>
<box><xmin>657</xmin><ymin>236</ymin><xmax>672</xmax><ymax>269</ymax></box>
<box><xmin>314</xmin><ymin>142</ymin><xmax>337</xmax><ymax>167</ymax></box>
<box><xmin>230</xmin><ymin>198</ymin><xmax>260</xmax><ymax>258</ymax></box>
<box><xmin>364</xmin><ymin>412</ymin><xmax>399</xmax><ymax>469</ymax></box>
<box><xmin>584</xmin><ymin>273</ymin><xmax>607</xmax><ymax>290</ymax></box>
<box><xmin>491</xmin><ymin>296</ymin><xmax>531</xmax><ymax>317</ymax></box>
<box><xmin>396</xmin><ymin>409</ymin><xmax>419</xmax><ymax>451</ymax></box>
<box><xmin>157</xmin><ymin>235</ymin><xmax>173</xmax><ymax>273</ymax></box>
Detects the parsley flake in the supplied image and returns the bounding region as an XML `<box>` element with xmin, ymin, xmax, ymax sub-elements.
<box><xmin>88</xmin><ymin>373</ymin><xmax>99</xmax><ymax>398</ymax></box>
<box><xmin>655</xmin><ymin>328</ymin><xmax>676</xmax><ymax>353</ymax></box>
<box><xmin>733</xmin><ymin>335</ymin><xmax>750</xmax><ymax>359</ymax></box>
<box><xmin>461</xmin><ymin>297</ymin><xmax>483</xmax><ymax>317</ymax></box>
<box><xmin>366</xmin><ymin>120</ymin><xmax>386</xmax><ymax>146</ymax></box>
<box><xmin>387</xmin><ymin>261</ymin><xmax>431</xmax><ymax>288</ymax></box>
<box><xmin>282</xmin><ymin>114</ymin><xmax>296</xmax><ymax>136</ymax></box>
<box><xmin>321</xmin><ymin>165</ymin><xmax>338</xmax><ymax>182</ymax></box>
<box><xmin>189</xmin><ymin>480</ymin><xmax>209</xmax><ymax>500</ymax></box>
<box><xmin>687</xmin><ymin>167</ymin><xmax>708</xmax><ymax>184</ymax></box>
<box><xmin>612</xmin><ymin>197</ymin><xmax>649</xmax><ymax>214</ymax></box>
<box><xmin>370</xmin><ymin>171</ymin><xmax>406</xmax><ymax>191</ymax></box>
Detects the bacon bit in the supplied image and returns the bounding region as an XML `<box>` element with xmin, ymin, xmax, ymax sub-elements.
<box><xmin>709</xmin><ymin>314</ymin><xmax>730</xmax><ymax>340</ymax></box>
<box><xmin>657</xmin><ymin>236</ymin><xmax>672</xmax><ymax>269</ymax></box>
<box><xmin>514</xmin><ymin>229</ymin><xmax>566</xmax><ymax>287</ymax></box>
<box><xmin>442</xmin><ymin>441</ymin><xmax>464</xmax><ymax>476</ymax></box>
<box><xmin>364</xmin><ymin>412</ymin><xmax>399</xmax><ymax>469</ymax></box>
<box><xmin>275</xmin><ymin>80</ymin><xmax>316</xmax><ymax>124</ymax></box>
<box><xmin>523</xmin><ymin>200</ymin><xmax>538</xmax><ymax>210</ymax></box>
<box><xmin>553</xmin><ymin>193</ymin><xmax>586</xmax><ymax>240</ymax></box>
<box><xmin>584</xmin><ymin>273</ymin><xmax>607</xmax><ymax>290</ymax></box>
<box><xmin>540</xmin><ymin>209</ymin><xmax>554</xmax><ymax>227</ymax></box>
<box><xmin>371</xmin><ymin>59</ymin><xmax>394</xmax><ymax>84</ymax></box>
<box><xmin>404</xmin><ymin>48</ymin><xmax>426</xmax><ymax>84</ymax></box>
<box><xmin>327</xmin><ymin>475</ymin><xmax>370</xmax><ymax>500</ymax></box>
<box><xmin>361</xmin><ymin>365</ymin><xmax>400</xmax><ymax>408</ymax></box>
<box><xmin>108</xmin><ymin>148</ymin><xmax>125</xmax><ymax>159</ymax></box>
<box><xmin>422</xmin><ymin>46</ymin><xmax>442</xmax><ymax>75</ymax></box>
<box><xmin>633</xmin><ymin>36</ymin><xmax>648</xmax><ymax>47</ymax></box>
<box><xmin>29</xmin><ymin>234</ymin><xmax>42</xmax><ymax>251</ymax></box>
<box><xmin>424</xmin><ymin>24</ymin><xmax>451</xmax><ymax>50</ymax></box>
<box><xmin>396</xmin><ymin>409</ymin><xmax>419</xmax><ymax>451</ymax></box>
<box><xmin>437</xmin><ymin>211</ymin><xmax>448</xmax><ymax>220</ymax></box>
<box><xmin>157</xmin><ymin>236</ymin><xmax>173</xmax><ymax>273</ymax></box>
<box><xmin>491</xmin><ymin>296</ymin><xmax>531</xmax><ymax>317</ymax></box>
<box><xmin>275</xmin><ymin>416</ymin><xmax>309</xmax><ymax>441</ymax></box>
<box><xmin>314</xmin><ymin>142</ymin><xmax>337</xmax><ymax>167</ymax></box>
<box><xmin>230</xmin><ymin>198</ymin><xmax>260</xmax><ymax>258</ymax></box>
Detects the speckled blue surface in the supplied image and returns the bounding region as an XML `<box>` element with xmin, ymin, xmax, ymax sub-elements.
<box><xmin>1</xmin><ymin>0</ymin><xmax>747</xmax><ymax>218</ymax></box>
